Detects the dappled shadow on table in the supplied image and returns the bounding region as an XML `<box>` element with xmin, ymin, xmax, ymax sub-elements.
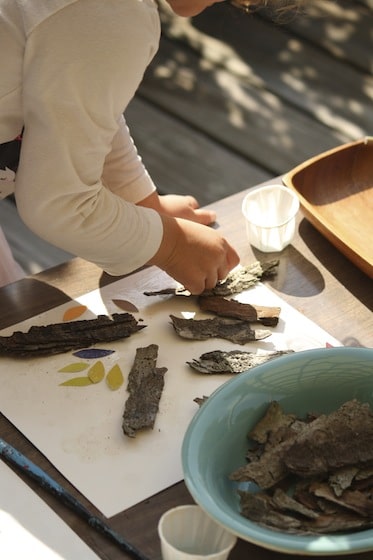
<box><xmin>298</xmin><ymin>219</ymin><xmax>373</xmax><ymax>311</ymax></box>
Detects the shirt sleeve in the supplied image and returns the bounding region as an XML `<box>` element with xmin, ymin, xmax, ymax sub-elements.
<box><xmin>102</xmin><ymin>115</ymin><xmax>157</xmax><ymax>204</ymax></box>
<box><xmin>15</xmin><ymin>0</ymin><xmax>163</xmax><ymax>276</ymax></box>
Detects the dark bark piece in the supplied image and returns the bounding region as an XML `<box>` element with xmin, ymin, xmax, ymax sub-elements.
<box><xmin>143</xmin><ymin>287</ymin><xmax>187</xmax><ymax>297</ymax></box>
<box><xmin>239</xmin><ymin>489</ymin><xmax>373</xmax><ymax>534</ymax></box>
<box><xmin>355</xmin><ymin>467</ymin><xmax>373</xmax><ymax>481</ymax></box>
<box><xmin>0</xmin><ymin>313</ymin><xmax>145</xmax><ymax>357</ymax></box>
<box><xmin>329</xmin><ymin>466</ymin><xmax>359</xmax><ymax>497</ymax></box>
<box><xmin>353</xmin><ymin>471</ymin><xmax>373</xmax><ymax>492</ymax></box>
<box><xmin>293</xmin><ymin>482</ymin><xmax>322</xmax><ymax>512</ymax></box>
<box><xmin>309</xmin><ymin>482</ymin><xmax>373</xmax><ymax>518</ymax></box>
<box><xmin>187</xmin><ymin>349</ymin><xmax>293</xmax><ymax>374</ymax></box>
<box><xmin>304</xmin><ymin>510</ymin><xmax>373</xmax><ymax>533</ymax></box>
<box><xmin>285</xmin><ymin>400</ymin><xmax>373</xmax><ymax>477</ymax></box>
<box><xmin>238</xmin><ymin>491</ymin><xmax>303</xmax><ymax>532</ymax></box>
<box><xmin>248</xmin><ymin>400</ymin><xmax>297</xmax><ymax>444</ymax></box>
<box><xmin>272</xmin><ymin>488</ymin><xmax>320</xmax><ymax>519</ymax></box>
<box><xmin>232</xmin><ymin>400</ymin><xmax>373</xmax><ymax>535</ymax></box>
<box><xmin>230</xmin><ymin>430</ymin><xmax>300</xmax><ymax>488</ymax></box>
<box><xmin>198</xmin><ymin>295</ymin><xmax>281</xmax><ymax>326</ymax></box>
<box><xmin>144</xmin><ymin>260</ymin><xmax>279</xmax><ymax>297</ymax></box>
<box><xmin>170</xmin><ymin>315</ymin><xmax>271</xmax><ymax>345</ymax></box>
<box><xmin>193</xmin><ymin>395</ymin><xmax>209</xmax><ymax>407</ymax></box>
<box><xmin>230</xmin><ymin>407</ymin><xmax>309</xmax><ymax>488</ymax></box>
<box><xmin>122</xmin><ymin>344</ymin><xmax>167</xmax><ymax>438</ymax></box>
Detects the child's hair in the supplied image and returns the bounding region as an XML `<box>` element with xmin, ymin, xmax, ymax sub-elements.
<box><xmin>230</xmin><ymin>0</ymin><xmax>304</xmax><ymax>15</ymax></box>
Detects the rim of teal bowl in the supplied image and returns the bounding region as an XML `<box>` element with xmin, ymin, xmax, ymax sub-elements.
<box><xmin>182</xmin><ymin>347</ymin><xmax>373</xmax><ymax>556</ymax></box>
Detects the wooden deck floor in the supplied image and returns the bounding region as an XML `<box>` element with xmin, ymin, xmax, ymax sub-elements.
<box><xmin>1</xmin><ymin>0</ymin><xmax>372</xmax><ymax>274</ymax></box>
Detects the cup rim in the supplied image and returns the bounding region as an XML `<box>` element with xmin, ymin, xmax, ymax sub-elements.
<box><xmin>158</xmin><ymin>504</ymin><xmax>237</xmax><ymax>558</ymax></box>
<box><xmin>241</xmin><ymin>184</ymin><xmax>300</xmax><ymax>228</ymax></box>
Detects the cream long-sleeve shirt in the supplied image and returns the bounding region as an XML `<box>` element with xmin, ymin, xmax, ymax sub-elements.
<box><xmin>0</xmin><ymin>0</ymin><xmax>163</xmax><ymax>276</ymax></box>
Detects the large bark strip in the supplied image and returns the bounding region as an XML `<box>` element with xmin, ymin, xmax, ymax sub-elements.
<box><xmin>0</xmin><ymin>313</ymin><xmax>145</xmax><ymax>358</ymax></box>
<box><xmin>170</xmin><ymin>315</ymin><xmax>271</xmax><ymax>345</ymax></box>
<box><xmin>188</xmin><ymin>349</ymin><xmax>293</xmax><ymax>374</ymax></box>
<box><xmin>122</xmin><ymin>344</ymin><xmax>167</xmax><ymax>438</ymax></box>
<box><xmin>198</xmin><ymin>295</ymin><xmax>281</xmax><ymax>326</ymax></box>
<box><xmin>284</xmin><ymin>400</ymin><xmax>373</xmax><ymax>477</ymax></box>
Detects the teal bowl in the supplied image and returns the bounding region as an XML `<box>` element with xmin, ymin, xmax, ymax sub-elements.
<box><xmin>182</xmin><ymin>347</ymin><xmax>373</xmax><ymax>556</ymax></box>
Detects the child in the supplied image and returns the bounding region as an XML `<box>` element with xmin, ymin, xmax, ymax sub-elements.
<box><xmin>0</xmin><ymin>0</ymin><xmax>300</xmax><ymax>292</ymax></box>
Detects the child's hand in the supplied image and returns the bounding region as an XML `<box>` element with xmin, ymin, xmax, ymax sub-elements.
<box><xmin>138</xmin><ymin>192</ymin><xmax>216</xmax><ymax>225</ymax></box>
<box><xmin>147</xmin><ymin>214</ymin><xmax>240</xmax><ymax>294</ymax></box>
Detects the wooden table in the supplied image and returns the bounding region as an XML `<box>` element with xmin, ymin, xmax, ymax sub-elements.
<box><xmin>0</xmin><ymin>185</ymin><xmax>372</xmax><ymax>559</ymax></box>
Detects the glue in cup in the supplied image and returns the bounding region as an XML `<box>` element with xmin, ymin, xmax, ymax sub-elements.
<box><xmin>158</xmin><ymin>505</ymin><xmax>237</xmax><ymax>560</ymax></box>
<box><xmin>242</xmin><ymin>184</ymin><xmax>299</xmax><ymax>252</ymax></box>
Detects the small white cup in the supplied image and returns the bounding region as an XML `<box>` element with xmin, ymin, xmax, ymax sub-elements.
<box><xmin>158</xmin><ymin>505</ymin><xmax>237</xmax><ymax>560</ymax></box>
<box><xmin>242</xmin><ymin>184</ymin><xmax>299</xmax><ymax>252</ymax></box>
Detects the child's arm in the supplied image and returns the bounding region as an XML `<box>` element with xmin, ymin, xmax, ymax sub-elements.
<box><xmin>137</xmin><ymin>191</ymin><xmax>216</xmax><ymax>225</ymax></box>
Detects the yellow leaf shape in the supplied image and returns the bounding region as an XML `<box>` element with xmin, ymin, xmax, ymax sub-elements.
<box><xmin>106</xmin><ymin>364</ymin><xmax>124</xmax><ymax>391</ymax></box>
<box><xmin>88</xmin><ymin>361</ymin><xmax>105</xmax><ymax>384</ymax></box>
<box><xmin>63</xmin><ymin>305</ymin><xmax>88</xmax><ymax>322</ymax></box>
<box><xmin>59</xmin><ymin>376</ymin><xmax>93</xmax><ymax>387</ymax></box>
<box><xmin>58</xmin><ymin>362</ymin><xmax>89</xmax><ymax>373</ymax></box>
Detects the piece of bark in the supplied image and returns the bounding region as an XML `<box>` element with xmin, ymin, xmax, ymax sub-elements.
<box><xmin>238</xmin><ymin>491</ymin><xmax>303</xmax><ymax>532</ymax></box>
<box><xmin>206</xmin><ymin>260</ymin><xmax>279</xmax><ymax>297</ymax></box>
<box><xmin>248</xmin><ymin>401</ymin><xmax>297</xmax><ymax>444</ymax></box>
<box><xmin>309</xmin><ymin>482</ymin><xmax>373</xmax><ymax>518</ymax></box>
<box><xmin>122</xmin><ymin>344</ymin><xmax>167</xmax><ymax>438</ymax></box>
<box><xmin>230</xmin><ymin>405</ymin><xmax>309</xmax><ymax>488</ymax></box>
<box><xmin>284</xmin><ymin>400</ymin><xmax>373</xmax><ymax>477</ymax></box>
<box><xmin>143</xmin><ymin>287</ymin><xmax>189</xmax><ymax>297</ymax></box>
<box><xmin>230</xmin><ymin>429</ymin><xmax>300</xmax><ymax>488</ymax></box>
<box><xmin>193</xmin><ymin>396</ymin><xmax>209</xmax><ymax>407</ymax></box>
<box><xmin>355</xmin><ymin>467</ymin><xmax>373</xmax><ymax>481</ymax></box>
<box><xmin>144</xmin><ymin>260</ymin><xmax>279</xmax><ymax>297</ymax></box>
<box><xmin>272</xmin><ymin>488</ymin><xmax>320</xmax><ymax>519</ymax></box>
<box><xmin>170</xmin><ymin>315</ymin><xmax>271</xmax><ymax>345</ymax></box>
<box><xmin>233</xmin><ymin>400</ymin><xmax>373</xmax><ymax>535</ymax></box>
<box><xmin>329</xmin><ymin>466</ymin><xmax>359</xmax><ymax>497</ymax></box>
<box><xmin>198</xmin><ymin>295</ymin><xmax>281</xmax><ymax>326</ymax></box>
<box><xmin>305</xmin><ymin>512</ymin><xmax>373</xmax><ymax>533</ymax></box>
<box><xmin>0</xmin><ymin>313</ymin><xmax>145</xmax><ymax>358</ymax></box>
<box><xmin>187</xmin><ymin>349</ymin><xmax>293</xmax><ymax>375</ymax></box>
<box><xmin>239</xmin><ymin>485</ymin><xmax>373</xmax><ymax>534</ymax></box>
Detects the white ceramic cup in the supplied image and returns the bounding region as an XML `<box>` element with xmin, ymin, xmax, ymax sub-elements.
<box><xmin>158</xmin><ymin>505</ymin><xmax>237</xmax><ymax>560</ymax></box>
<box><xmin>242</xmin><ymin>184</ymin><xmax>300</xmax><ymax>252</ymax></box>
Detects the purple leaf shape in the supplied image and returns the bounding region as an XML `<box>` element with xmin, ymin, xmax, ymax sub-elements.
<box><xmin>73</xmin><ymin>348</ymin><xmax>115</xmax><ymax>359</ymax></box>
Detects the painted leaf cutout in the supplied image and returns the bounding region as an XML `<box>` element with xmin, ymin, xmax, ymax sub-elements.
<box><xmin>63</xmin><ymin>305</ymin><xmax>88</xmax><ymax>322</ymax></box>
<box><xmin>58</xmin><ymin>362</ymin><xmax>89</xmax><ymax>373</ymax></box>
<box><xmin>73</xmin><ymin>348</ymin><xmax>115</xmax><ymax>359</ymax></box>
<box><xmin>88</xmin><ymin>361</ymin><xmax>105</xmax><ymax>384</ymax></box>
<box><xmin>59</xmin><ymin>376</ymin><xmax>93</xmax><ymax>387</ymax></box>
<box><xmin>112</xmin><ymin>299</ymin><xmax>139</xmax><ymax>313</ymax></box>
<box><xmin>106</xmin><ymin>364</ymin><xmax>124</xmax><ymax>391</ymax></box>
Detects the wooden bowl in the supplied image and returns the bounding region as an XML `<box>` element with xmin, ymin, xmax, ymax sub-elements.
<box><xmin>283</xmin><ymin>138</ymin><xmax>373</xmax><ymax>278</ymax></box>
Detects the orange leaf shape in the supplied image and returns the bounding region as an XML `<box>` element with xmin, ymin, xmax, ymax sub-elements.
<box><xmin>63</xmin><ymin>305</ymin><xmax>88</xmax><ymax>322</ymax></box>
